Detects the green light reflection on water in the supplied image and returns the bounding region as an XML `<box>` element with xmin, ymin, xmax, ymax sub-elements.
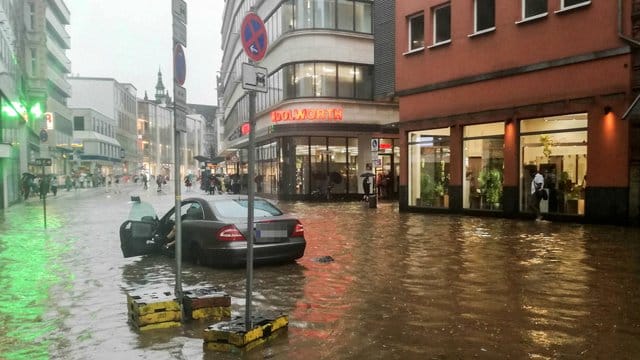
<box><xmin>0</xmin><ymin>205</ymin><xmax>70</xmax><ymax>360</ymax></box>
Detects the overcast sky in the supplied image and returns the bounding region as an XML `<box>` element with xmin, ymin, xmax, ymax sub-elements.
<box><xmin>66</xmin><ymin>0</ymin><xmax>224</xmax><ymax>106</ymax></box>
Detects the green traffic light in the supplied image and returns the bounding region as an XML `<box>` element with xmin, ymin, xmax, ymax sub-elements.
<box><xmin>30</xmin><ymin>103</ymin><xmax>43</xmax><ymax>118</ymax></box>
<box><xmin>2</xmin><ymin>104</ymin><xmax>19</xmax><ymax>117</ymax></box>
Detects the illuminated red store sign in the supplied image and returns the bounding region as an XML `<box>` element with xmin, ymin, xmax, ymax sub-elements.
<box><xmin>271</xmin><ymin>108</ymin><xmax>343</xmax><ymax>123</ymax></box>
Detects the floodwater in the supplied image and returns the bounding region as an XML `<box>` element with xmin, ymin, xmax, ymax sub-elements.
<box><xmin>1</xmin><ymin>185</ymin><xmax>639</xmax><ymax>359</ymax></box>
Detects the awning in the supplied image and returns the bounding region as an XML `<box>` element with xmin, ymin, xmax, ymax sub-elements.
<box><xmin>194</xmin><ymin>155</ymin><xmax>210</xmax><ymax>162</ymax></box>
<box><xmin>194</xmin><ymin>155</ymin><xmax>226</xmax><ymax>164</ymax></box>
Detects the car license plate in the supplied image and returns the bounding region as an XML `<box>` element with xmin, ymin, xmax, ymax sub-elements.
<box><xmin>255</xmin><ymin>223</ymin><xmax>287</xmax><ymax>243</ymax></box>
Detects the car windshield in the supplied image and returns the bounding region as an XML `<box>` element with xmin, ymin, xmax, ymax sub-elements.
<box><xmin>211</xmin><ymin>199</ymin><xmax>283</xmax><ymax>219</ymax></box>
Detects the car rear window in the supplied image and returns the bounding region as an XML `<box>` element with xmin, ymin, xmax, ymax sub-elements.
<box><xmin>211</xmin><ymin>199</ymin><xmax>283</xmax><ymax>218</ymax></box>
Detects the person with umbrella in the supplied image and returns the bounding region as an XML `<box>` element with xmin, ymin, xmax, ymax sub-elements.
<box><xmin>361</xmin><ymin>171</ymin><xmax>374</xmax><ymax>201</ymax></box>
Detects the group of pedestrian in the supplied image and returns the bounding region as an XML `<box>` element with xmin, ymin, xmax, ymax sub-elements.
<box><xmin>20</xmin><ymin>173</ymin><xmax>59</xmax><ymax>200</ymax></box>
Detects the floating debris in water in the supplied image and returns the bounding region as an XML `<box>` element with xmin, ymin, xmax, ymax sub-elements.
<box><xmin>313</xmin><ymin>256</ymin><xmax>334</xmax><ymax>263</ymax></box>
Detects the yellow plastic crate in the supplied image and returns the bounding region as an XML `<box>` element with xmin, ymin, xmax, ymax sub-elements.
<box><xmin>127</xmin><ymin>289</ymin><xmax>181</xmax><ymax>316</ymax></box>
<box><xmin>203</xmin><ymin>314</ymin><xmax>289</xmax><ymax>347</ymax></box>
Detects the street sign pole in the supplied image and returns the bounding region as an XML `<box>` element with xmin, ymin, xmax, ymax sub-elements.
<box><xmin>245</xmin><ymin>84</ymin><xmax>256</xmax><ymax>331</ymax></box>
<box><xmin>172</xmin><ymin>0</ymin><xmax>187</xmax><ymax>316</ymax></box>
<box><xmin>35</xmin><ymin>158</ymin><xmax>52</xmax><ymax>228</ymax></box>
<box><xmin>41</xmin><ymin>163</ymin><xmax>46</xmax><ymax>229</ymax></box>
<box><xmin>239</xmin><ymin>9</ymin><xmax>268</xmax><ymax>332</ymax></box>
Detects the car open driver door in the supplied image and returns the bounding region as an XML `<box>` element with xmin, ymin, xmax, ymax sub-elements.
<box><xmin>119</xmin><ymin>196</ymin><xmax>160</xmax><ymax>257</ymax></box>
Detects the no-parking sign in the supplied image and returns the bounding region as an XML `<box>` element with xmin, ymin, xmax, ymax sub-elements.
<box><xmin>241</xmin><ymin>12</ymin><xmax>268</xmax><ymax>62</ymax></box>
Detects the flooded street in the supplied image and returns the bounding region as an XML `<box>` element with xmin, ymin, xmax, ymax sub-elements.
<box><xmin>1</xmin><ymin>185</ymin><xmax>640</xmax><ymax>359</ymax></box>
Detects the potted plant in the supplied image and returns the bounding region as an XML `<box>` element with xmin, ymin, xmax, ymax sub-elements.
<box><xmin>478</xmin><ymin>167</ymin><xmax>503</xmax><ymax>209</ymax></box>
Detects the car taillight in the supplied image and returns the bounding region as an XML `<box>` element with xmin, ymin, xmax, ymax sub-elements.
<box><xmin>291</xmin><ymin>221</ymin><xmax>304</xmax><ymax>237</ymax></box>
<box><xmin>216</xmin><ymin>225</ymin><xmax>246</xmax><ymax>242</ymax></box>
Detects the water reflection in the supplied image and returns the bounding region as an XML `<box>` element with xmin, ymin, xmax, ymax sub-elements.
<box><xmin>1</xmin><ymin>197</ymin><xmax>639</xmax><ymax>359</ymax></box>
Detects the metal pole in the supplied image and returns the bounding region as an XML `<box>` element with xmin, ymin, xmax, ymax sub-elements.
<box><xmin>245</xmin><ymin>88</ymin><xmax>256</xmax><ymax>331</ymax></box>
<box><xmin>174</xmin><ymin>112</ymin><xmax>183</xmax><ymax>312</ymax></box>
<box><xmin>42</xmin><ymin>165</ymin><xmax>47</xmax><ymax>229</ymax></box>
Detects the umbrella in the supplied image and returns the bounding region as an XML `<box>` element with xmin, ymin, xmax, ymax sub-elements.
<box><xmin>360</xmin><ymin>172</ymin><xmax>375</xmax><ymax>177</ymax></box>
<box><xmin>22</xmin><ymin>172</ymin><xmax>35</xmax><ymax>179</ymax></box>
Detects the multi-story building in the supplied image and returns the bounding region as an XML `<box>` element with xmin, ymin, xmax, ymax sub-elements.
<box><xmin>137</xmin><ymin>98</ymin><xmax>174</xmax><ymax>177</ymax></box>
<box><xmin>24</xmin><ymin>0</ymin><xmax>73</xmax><ymax>176</ymax></box>
<box><xmin>1</xmin><ymin>0</ymin><xmax>74</xmax><ymax>207</ymax></box>
<box><xmin>187</xmin><ymin>103</ymin><xmax>217</xmax><ymax>160</ymax></box>
<box><xmin>68</xmin><ymin>76</ymin><xmax>138</xmax><ymax>176</ymax></box>
<box><xmin>396</xmin><ymin>0</ymin><xmax>638</xmax><ymax>224</ymax></box>
<box><xmin>70</xmin><ymin>107</ymin><xmax>122</xmax><ymax>179</ymax></box>
<box><xmin>218</xmin><ymin>0</ymin><xmax>398</xmax><ymax>199</ymax></box>
<box><xmin>0</xmin><ymin>0</ymin><xmax>27</xmax><ymax>208</ymax></box>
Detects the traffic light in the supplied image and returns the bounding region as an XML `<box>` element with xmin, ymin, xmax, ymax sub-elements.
<box><xmin>30</xmin><ymin>102</ymin><xmax>43</xmax><ymax>118</ymax></box>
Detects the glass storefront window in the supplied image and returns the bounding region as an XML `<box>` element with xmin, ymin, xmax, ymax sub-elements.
<box><xmin>463</xmin><ymin>122</ymin><xmax>505</xmax><ymax>210</ymax></box>
<box><xmin>520</xmin><ymin>113</ymin><xmax>588</xmax><ymax>215</ymax></box>
<box><xmin>348</xmin><ymin>138</ymin><xmax>359</xmax><ymax>193</ymax></box>
<box><xmin>295</xmin><ymin>137</ymin><xmax>310</xmax><ymax>194</ymax></box>
<box><xmin>408</xmin><ymin>128</ymin><xmax>451</xmax><ymax>208</ymax></box>
<box><xmin>328</xmin><ymin>137</ymin><xmax>347</xmax><ymax>194</ymax></box>
<box><xmin>310</xmin><ymin>137</ymin><xmax>327</xmax><ymax>193</ymax></box>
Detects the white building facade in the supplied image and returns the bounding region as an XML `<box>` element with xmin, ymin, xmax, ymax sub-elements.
<box><xmin>70</xmin><ymin>108</ymin><xmax>122</xmax><ymax>180</ymax></box>
<box><xmin>68</xmin><ymin>77</ymin><xmax>139</xmax><ymax>176</ymax></box>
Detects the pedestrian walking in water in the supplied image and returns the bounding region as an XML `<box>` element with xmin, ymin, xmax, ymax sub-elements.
<box><xmin>156</xmin><ymin>174</ymin><xmax>164</xmax><ymax>193</ymax></box>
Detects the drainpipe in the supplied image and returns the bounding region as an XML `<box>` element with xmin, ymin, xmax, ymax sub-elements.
<box><xmin>619</xmin><ymin>0</ymin><xmax>640</xmax><ymax>47</ymax></box>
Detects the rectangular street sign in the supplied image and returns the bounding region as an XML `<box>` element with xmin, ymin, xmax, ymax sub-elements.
<box><xmin>174</xmin><ymin>84</ymin><xmax>187</xmax><ymax>110</ymax></box>
<box><xmin>173</xmin><ymin>19</ymin><xmax>187</xmax><ymax>46</ymax></box>
<box><xmin>172</xmin><ymin>0</ymin><xmax>187</xmax><ymax>24</ymax></box>
<box><xmin>241</xmin><ymin>63</ymin><xmax>268</xmax><ymax>93</ymax></box>
<box><xmin>35</xmin><ymin>158</ymin><xmax>52</xmax><ymax>166</ymax></box>
<box><xmin>175</xmin><ymin>108</ymin><xmax>187</xmax><ymax>132</ymax></box>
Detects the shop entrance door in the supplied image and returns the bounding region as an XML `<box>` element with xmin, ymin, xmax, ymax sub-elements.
<box><xmin>375</xmin><ymin>154</ymin><xmax>397</xmax><ymax>200</ymax></box>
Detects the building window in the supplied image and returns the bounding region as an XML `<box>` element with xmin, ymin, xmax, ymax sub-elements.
<box><xmin>295</xmin><ymin>63</ymin><xmax>315</xmax><ymax>97</ymax></box>
<box><xmin>281</xmin><ymin>62</ymin><xmax>373</xmax><ymax>101</ymax></box>
<box><xmin>520</xmin><ymin>113</ymin><xmax>587</xmax><ymax>216</ymax></box>
<box><xmin>463</xmin><ymin>123</ymin><xmax>504</xmax><ymax>210</ymax></box>
<box><xmin>433</xmin><ymin>3</ymin><xmax>451</xmax><ymax>45</ymax></box>
<box><xmin>408</xmin><ymin>12</ymin><xmax>425</xmax><ymax>51</ymax></box>
<box><xmin>337</xmin><ymin>0</ymin><xmax>355</xmax><ymax>31</ymax></box>
<box><xmin>30</xmin><ymin>48</ymin><xmax>37</xmax><ymax>74</ymax></box>
<box><xmin>314</xmin><ymin>0</ymin><xmax>336</xmax><ymax>29</ymax></box>
<box><xmin>73</xmin><ymin>116</ymin><xmax>85</xmax><ymax>131</ymax></box>
<box><xmin>29</xmin><ymin>3</ymin><xmax>36</xmax><ymax>30</ymax></box>
<box><xmin>354</xmin><ymin>65</ymin><xmax>373</xmax><ymax>100</ymax></box>
<box><xmin>408</xmin><ymin>128</ymin><xmax>451</xmax><ymax>208</ymax></box>
<box><xmin>354</xmin><ymin>1</ymin><xmax>372</xmax><ymax>33</ymax></box>
<box><xmin>474</xmin><ymin>0</ymin><xmax>495</xmax><ymax>33</ymax></box>
<box><xmin>561</xmin><ymin>0</ymin><xmax>589</xmax><ymax>9</ymax></box>
<box><xmin>523</xmin><ymin>0</ymin><xmax>547</xmax><ymax>19</ymax></box>
<box><xmin>315</xmin><ymin>63</ymin><xmax>337</xmax><ymax>97</ymax></box>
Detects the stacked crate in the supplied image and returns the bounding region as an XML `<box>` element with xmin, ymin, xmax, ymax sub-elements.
<box><xmin>127</xmin><ymin>289</ymin><xmax>182</xmax><ymax>331</ymax></box>
<box><xmin>202</xmin><ymin>314</ymin><xmax>288</xmax><ymax>352</ymax></box>
<box><xmin>183</xmin><ymin>287</ymin><xmax>231</xmax><ymax>321</ymax></box>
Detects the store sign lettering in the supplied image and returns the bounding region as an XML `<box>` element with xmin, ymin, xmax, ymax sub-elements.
<box><xmin>271</xmin><ymin>108</ymin><xmax>343</xmax><ymax>123</ymax></box>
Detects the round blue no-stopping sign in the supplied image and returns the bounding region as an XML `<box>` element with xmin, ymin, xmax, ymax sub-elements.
<box><xmin>174</xmin><ymin>43</ymin><xmax>186</xmax><ymax>86</ymax></box>
<box><xmin>241</xmin><ymin>13</ymin><xmax>268</xmax><ymax>62</ymax></box>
